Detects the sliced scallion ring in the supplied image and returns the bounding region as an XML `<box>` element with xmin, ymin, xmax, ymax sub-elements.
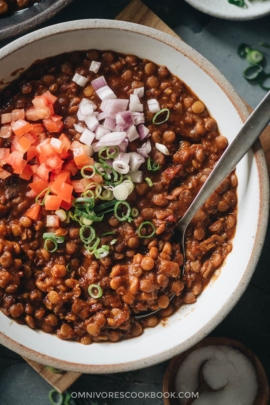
<box><xmin>131</xmin><ymin>207</ymin><xmax>139</xmax><ymax>218</ymax></box>
<box><xmin>228</xmin><ymin>0</ymin><xmax>246</xmax><ymax>8</ymax></box>
<box><xmin>79</xmin><ymin>225</ymin><xmax>96</xmax><ymax>244</ymax></box>
<box><xmin>114</xmin><ymin>201</ymin><xmax>131</xmax><ymax>222</ymax></box>
<box><xmin>48</xmin><ymin>389</ymin><xmax>64</xmax><ymax>405</ymax></box>
<box><xmin>246</xmin><ymin>49</ymin><xmax>264</xmax><ymax>65</ymax></box>
<box><xmin>88</xmin><ymin>284</ymin><xmax>103</xmax><ymax>299</ymax></box>
<box><xmin>237</xmin><ymin>43</ymin><xmax>251</xmax><ymax>58</ymax></box>
<box><xmin>95</xmin><ymin>245</ymin><xmax>110</xmax><ymax>259</ymax></box>
<box><xmin>66</xmin><ymin>264</ymin><xmax>72</xmax><ymax>273</ymax></box>
<box><xmin>95</xmin><ymin>200</ymin><xmax>117</xmax><ymax>213</ymax></box>
<box><xmin>98</xmin><ymin>146</ymin><xmax>119</xmax><ymax>160</ymax></box>
<box><xmin>258</xmin><ymin>73</ymin><xmax>270</xmax><ymax>90</ymax></box>
<box><xmin>243</xmin><ymin>64</ymin><xmax>263</xmax><ymax>81</ymax></box>
<box><xmin>145</xmin><ymin>177</ymin><xmax>153</xmax><ymax>187</ymax></box>
<box><xmin>81</xmin><ymin>165</ymin><xmax>96</xmax><ymax>179</ymax></box>
<box><xmin>147</xmin><ymin>157</ymin><xmax>160</xmax><ymax>171</ymax></box>
<box><xmin>137</xmin><ymin>221</ymin><xmax>156</xmax><ymax>239</ymax></box>
<box><xmin>46</xmin><ymin>366</ymin><xmax>63</xmax><ymax>374</ymax></box>
<box><xmin>152</xmin><ymin>108</ymin><xmax>170</xmax><ymax>125</ymax></box>
<box><xmin>84</xmin><ymin>237</ymin><xmax>100</xmax><ymax>252</ymax></box>
<box><xmin>72</xmin><ymin>197</ymin><xmax>95</xmax><ymax>208</ymax></box>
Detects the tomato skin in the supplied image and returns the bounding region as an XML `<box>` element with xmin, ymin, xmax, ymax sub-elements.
<box><xmin>44</xmin><ymin>195</ymin><xmax>62</xmax><ymax>211</ymax></box>
<box><xmin>25</xmin><ymin>203</ymin><xmax>41</xmax><ymax>221</ymax></box>
<box><xmin>46</xmin><ymin>155</ymin><xmax>64</xmax><ymax>170</ymax></box>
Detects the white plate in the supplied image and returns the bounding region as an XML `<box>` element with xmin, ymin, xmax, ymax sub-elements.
<box><xmin>184</xmin><ymin>0</ymin><xmax>270</xmax><ymax>20</ymax></box>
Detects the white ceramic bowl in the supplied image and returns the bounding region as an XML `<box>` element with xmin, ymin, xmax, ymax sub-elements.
<box><xmin>0</xmin><ymin>20</ymin><xmax>268</xmax><ymax>373</ymax></box>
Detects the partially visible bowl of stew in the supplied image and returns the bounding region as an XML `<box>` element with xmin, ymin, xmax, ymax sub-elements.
<box><xmin>0</xmin><ymin>0</ymin><xmax>74</xmax><ymax>41</ymax></box>
<box><xmin>0</xmin><ymin>20</ymin><xmax>268</xmax><ymax>373</ymax></box>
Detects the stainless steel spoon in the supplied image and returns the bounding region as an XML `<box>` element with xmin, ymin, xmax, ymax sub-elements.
<box><xmin>135</xmin><ymin>90</ymin><xmax>270</xmax><ymax>319</ymax></box>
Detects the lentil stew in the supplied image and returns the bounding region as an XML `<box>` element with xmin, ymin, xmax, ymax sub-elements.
<box><xmin>0</xmin><ymin>50</ymin><xmax>237</xmax><ymax>344</ymax></box>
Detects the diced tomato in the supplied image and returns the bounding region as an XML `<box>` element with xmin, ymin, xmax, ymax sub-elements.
<box><xmin>26</xmin><ymin>106</ymin><xmax>51</xmax><ymax>121</ymax></box>
<box><xmin>29</xmin><ymin>123</ymin><xmax>45</xmax><ymax>136</ymax></box>
<box><xmin>50</xmin><ymin>171</ymin><xmax>71</xmax><ymax>195</ymax></box>
<box><xmin>38</xmin><ymin>142</ymin><xmax>54</xmax><ymax>157</ymax></box>
<box><xmin>60</xmin><ymin>199</ymin><xmax>73</xmax><ymax>210</ymax></box>
<box><xmin>32</xmin><ymin>95</ymin><xmax>49</xmax><ymax>108</ymax></box>
<box><xmin>46</xmin><ymin>155</ymin><xmax>64</xmax><ymax>170</ymax></box>
<box><xmin>11</xmin><ymin>109</ymin><xmax>25</xmax><ymax>121</ymax></box>
<box><xmin>0</xmin><ymin>125</ymin><xmax>12</xmax><ymax>139</ymax></box>
<box><xmin>30</xmin><ymin>164</ymin><xmax>38</xmax><ymax>174</ymax></box>
<box><xmin>24</xmin><ymin>133</ymin><xmax>37</xmax><ymax>145</ymax></box>
<box><xmin>1</xmin><ymin>113</ymin><xmax>12</xmax><ymax>124</ymax></box>
<box><xmin>71</xmin><ymin>178</ymin><xmax>92</xmax><ymax>193</ymax></box>
<box><xmin>11</xmin><ymin>120</ymin><xmax>33</xmax><ymax>137</ymax></box>
<box><xmin>12</xmin><ymin>136</ymin><xmax>32</xmax><ymax>154</ymax></box>
<box><xmin>43</xmin><ymin>91</ymin><xmax>57</xmax><ymax>105</ymax></box>
<box><xmin>44</xmin><ymin>196</ymin><xmax>62</xmax><ymax>211</ymax></box>
<box><xmin>25</xmin><ymin>203</ymin><xmax>41</xmax><ymax>221</ymax></box>
<box><xmin>59</xmin><ymin>133</ymin><xmax>71</xmax><ymax>152</ymax></box>
<box><xmin>20</xmin><ymin>164</ymin><xmax>33</xmax><ymax>181</ymax></box>
<box><xmin>0</xmin><ymin>148</ymin><xmax>10</xmax><ymax>165</ymax></box>
<box><xmin>43</xmin><ymin>118</ymin><xmax>63</xmax><ymax>133</ymax></box>
<box><xmin>63</xmin><ymin>160</ymin><xmax>78</xmax><ymax>176</ymax></box>
<box><xmin>57</xmin><ymin>182</ymin><xmax>73</xmax><ymax>203</ymax></box>
<box><xmin>36</xmin><ymin>163</ymin><xmax>50</xmax><ymax>181</ymax></box>
<box><xmin>29</xmin><ymin>178</ymin><xmax>49</xmax><ymax>196</ymax></box>
<box><xmin>0</xmin><ymin>168</ymin><xmax>11</xmax><ymax>179</ymax></box>
<box><xmin>27</xmin><ymin>146</ymin><xmax>38</xmax><ymax>162</ymax></box>
<box><xmin>50</xmin><ymin>137</ymin><xmax>64</xmax><ymax>154</ymax></box>
<box><xmin>6</xmin><ymin>151</ymin><xmax>27</xmax><ymax>174</ymax></box>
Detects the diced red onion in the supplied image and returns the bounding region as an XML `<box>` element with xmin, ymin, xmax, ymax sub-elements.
<box><xmin>103</xmin><ymin>117</ymin><xmax>116</xmax><ymax>131</ymax></box>
<box><xmin>72</xmin><ymin>73</ymin><xmax>88</xmax><ymax>87</ymax></box>
<box><xmin>91</xmin><ymin>76</ymin><xmax>107</xmax><ymax>91</ymax></box>
<box><xmin>79</xmin><ymin>103</ymin><xmax>95</xmax><ymax>116</ymax></box>
<box><xmin>122</xmin><ymin>179</ymin><xmax>134</xmax><ymax>193</ymax></box>
<box><xmin>80</xmin><ymin>128</ymin><xmax>95</xmax><ymax>146</ymax></box>
<box><xmin>132</xmin><ymin>112</ymin><xmax>145</xmax><ymax>125</ymax></box>
<box><xmin>1</xmin><ymin>113</ymin><xmax>12</xmax><ymax>124</ymax></box>
<box><xmin>97</xmin><ymin>111</ymin><xmax>107</xmax><ymax>121</ymax></box>
<box><xmin>95</xmin><ymin>125</ymin><xmax>111</xmax><ymax>140</ymax></box>
<box><xmin>117</xmin><ymin>152</ymin><xmax>130</xmax><ymax>164</ymax></box>
<box><xmin>129</xmin><ymin>152</ymin><xmax>145</xmax><ymax>171</ymax></box>
<box><xmin>0</xmin><ymin>125</ymin><xmax>12</xmax><ymax>138</ymax></box>
<box><xmin>133</xmin><ymin>87</ymin><xmax>144</xmax><ymax>98</ymax></box>
<box><xmin>100</xmin><ymin>99</ymin><xmax>129</xmax><ymax>117</ymax></box>
<box><xmin>85</xmin><ymin>114</ymin><xmax>99</xmax><ymax>132</ymax></box>
<box><xmin>79</xmin><ymin>98</ymin><xmax>97</xmax><ymax>109</ymax></box>
<box><xmin>129</xmin><ymin>94</ymin><xmax>143</xmax><ymax>112</ymax></box>
<box><xmin>55</xmin><ymin>209</ymin><xmax>67</xmax><ymax>222</ymax></box>
<box><xmin>96</xmin><ymin>85</ymin><xmax>117</xmax><ymax>101</ymax></box>
<box><xmin>74</xmin><ymin>123</ymin><xmax>84</xmax><ymax>133</ymax></box>
<box><xmin>112</xmin><ymin>161</ymin><xmax>130</xmax><ymax>174</ymax></box>
<box><xmin>94</xmin><ymin>131</ymin><xmax>126</xmax><ymax>148</ymax></box>
<box><xmin>156</xmin><ymin>142</ymin><xmax>170</xmax><ymax>155</ymax></box>
<box><xmin>118</xmin><ymin>139</ymin><xmax>128</xmax><ymax>153</ymax></box>
<box><xmin>89</xmin><ymin>61</ymin><xmax>101</xmax><ymax>73</ymax></box>
<box><xmin>128</xmin><ymin>170</ymin><xmax>143</xmax><ymax>183</ymax></box>
<box><xmin>147</xmin><ymin>99</ymin><xmax>160</xmax><ymax>113</ymax></box>
<box><xmin>137</xmin><ymin>124</ymin><xmax>150</xmax><ymax>140</ymax></box>
<box><xmin>115</xmin><ymin>110</ymin><xmax>133</xmax><ymax>130</ymax></box>
<box><xmin>137</xmin><ymin>139</ymin><xmax>151</xmax><ymax>158</ymax></box>
<box><xmin>126</xmin><ymin>125</ymin><xmax>139</xmax><ymax>142</ymax></box>
<box><xmin>77</xmin><ymin>109</ymin><xmax>87</xmax><ymax>122</ymax></box>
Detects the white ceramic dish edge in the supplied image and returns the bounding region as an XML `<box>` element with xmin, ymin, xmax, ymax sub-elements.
<box><xmin>0</xmin><ymin>20</ymin><xmax>268</xmax><ymax>373</ymax></box>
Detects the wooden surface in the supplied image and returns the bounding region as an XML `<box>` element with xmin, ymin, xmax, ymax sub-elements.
<box><xmin>22</xmin><ymin>0</ymin><xmax>270</xmax><ymax>393</ymax></box>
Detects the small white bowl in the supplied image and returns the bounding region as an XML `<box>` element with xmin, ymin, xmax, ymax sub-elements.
<box><xmin>0</xmin><ymin>19</ymin><xmax>268</xmax><ymax>374</ymax></box>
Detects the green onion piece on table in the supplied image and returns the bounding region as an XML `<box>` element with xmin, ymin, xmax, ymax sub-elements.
<box><xmin>48</xmin><ymin>389</ymin><xmax>64</xmax><ymax>405</ymax></box>
<box><xmin>243</xmin><ymin>64</ymin><xmax>263</xmax><ymax>80</ymax></box>
<box><xmin>259</xmin><ymin>42</ymin><xmax>270</xmax><ymax>49</ymax></box>
<box><xmin>228</xmin><ymin>0</ymin><xmax>246</xmax><ymax>7</ymax></box>
<box><xmin>88</xmin><ymin>284</ymin><xmax>103</xmax><ymax>299</ymax></box>
<box><xmin>137</xmin><ymin>221</ymin><xmax>156</xmax><ymax>239</ymax></box>
<box><xmin>246</xmin><ymin>49</ymin><xmax>264</xmax><ymax>65</ymax></box>
<box><xmin>237</xmin><ymin>43</ymin><xmax>251</xmax><ymax>58</ymax></box>
<box><xmin>152</xmin><ymin>108</ymin><xmax>170</xmax><ymax>125</ymax></box>
<box><xmin>46</xmin><ymin>366</ymin><xmax>64</xmax><ymax>374</ymax></box>
<box><xmin>258</xmin><ymin>73</ymin><xmax>270</xmax><ymax>90</ymax></box>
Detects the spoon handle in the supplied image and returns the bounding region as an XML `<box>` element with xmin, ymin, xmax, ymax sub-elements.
<box><xmin>177</xmin><ymin>90</ymin><xmax>270</xmax><ymax>234</ymax></box>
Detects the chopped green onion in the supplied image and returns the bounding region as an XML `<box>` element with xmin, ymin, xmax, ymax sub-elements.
<box><xmin>145</xmin><ymin>177</ymin><xmax>153</xmax><ymax>187</ymax></box>
<box><xmin>79</xmin><ymin>225</ymin><xmax>96</xmax><ymax>244</ymax></box>
<box><xmin>228</xmin><ymin>0</ymin><xmax>246</xmax><ymax>7</ymax></box>
<box><xmin>73</xmin><ymin>197</ymin><xmax>95</xmax><ymax>208</ymax></box>
<box><xmin>98</xmin><ymin>146</ymin><xmax>119</xmax><ymax>160</ymax></box>
<box><xmin>81</xmin><ymin>165</ymin><xmax>96</xmax><ymax>179</ymax></box>
<box><xmin>48</xmin><ymin>389</ymin><xmax>64</xmax><ymax>405</ymax></box>
<box><xmin>95</xmin><ymin>245</ymin><xmax>110</xmax><ymax>259</ymax></box>
<box><xmin>243</xmin><ymin>64</ymin><xmax>263</xmax><ymax>80</ymax></box>
<box><xmin>131</xmin><ymin>207</ymin><xmax>139</xmax><ymax>218</ymax></box>
<box><xmin>88</xmin><ymin>284</ymin><xmax>103</xmax><ymax>299</ymax></box>
<box><xmin>95</xmin><ymin>200</ymin><xmax>117</xmax><ymax>213</ymax></box>
<box><xmin>35</xmin><ymin>187</ymin><xmax>50</xmax><ymax>205</ymax></box>
<box><xmin>137</xmin><ymin>221</ymin><xmax>156</xmax><ymax>239</ymax></box>
<box><xmin>81</xmin><ymin>189</ymin><xmax>95</xmax><ymax>199</ymax></box>
<box><xmin>110</xmin><ymin>239</ymin><xmax>117</xmax><ymax>245</ymax></box>
<box><xmin>46</xmin><ymin>366</ymin><xmax>63</xmax><ymax>374</ymax></box>
<box><xmin>258</xmin><ymin>73</ymin><xmax>270</xmax><ymax>90</ymax></box>
<box><xmin>147</xmin><ymin>157</ymin><xmax>160</xmax><ymax>171</ymax></box>
<box><xmin>55</xmin><ymin>209</ymin><xmax>67</xmax><ymax>222</ymax></box>
<box><xmin>237</xmin><ymin>43</ymin><xmax>251</xmax><ymax>58</ymax></box>
<box><xmin>98</xmin><ymin>189</ymin><xmax>114</xmax><ymax>201</ymax></box>
<box><xmin>114</xmin><ymin>201</ymin><xmax>132</xmax><ymax>222</ymax></box>
<box><xmin>75</xmin><ymin>208</ymin><xmax>104</xmax><ymax>222</ymax></box>
<box><xmin>259</xmin><ymin>42</ymin><xmax>270</xmax><ymax>49</ymax></box>
<box><xmin>102</xmin><ymin>231</ymin><xmax>116</xmax><ymax>237</ymax></box>
<box><xmin>43</xmin><ymin>233</ymin><xmax>65</xmax><ymax>243</ymax></box>
<box><xmin>152</xmin><ymin>108</ymin><xmax>170</xmax><ymax>125</ymax></box>
<box><xmin>63</xmin><ymin>392</ymin><xmax>71</xmax><ymax>405</ymax></box>
<box><xmin>43</xmin><ymin>232</ymin><xmax>64</xmax><ymax>253</ymax></box>
<box><xmin>246</xmin><ymin>49</ymin><xmax>264</xmax><ymax>65</ymax></box>
<box><xmin>66</xmin><ymin>264</ymin><xmax>72</xmax><ymax>273</ymax></box>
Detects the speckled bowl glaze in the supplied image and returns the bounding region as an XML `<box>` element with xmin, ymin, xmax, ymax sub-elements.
<box><xmin>0</xmin><ymin>0</ymin><xmax>74</xmax><ymax>41</ymax></box>
<box><xmin>0</xmin><ymin>20</ymin><xmax>268</xmax><ymax>374</ymax></box>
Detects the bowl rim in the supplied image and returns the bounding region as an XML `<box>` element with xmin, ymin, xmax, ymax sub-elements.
<box><xmin>0</xmin><ymin>19</ymin><xmax>269</xmax><ymax>373</ymax></box>
<box><xmin>0</xmin><ymin>0</ymin><xmax>74</xmax><ymax>41</ymax></box>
